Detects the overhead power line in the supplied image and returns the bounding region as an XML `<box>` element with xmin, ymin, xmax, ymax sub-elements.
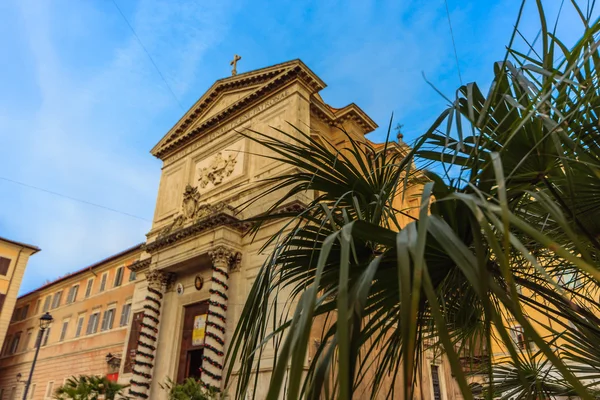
<box><xmin>111</xmin><ymin>0</ymin><xmax>185</xmax><ymax>111</ymax></box>
<box><xmin>0</xmin><ymin>176</ymin><xmax>151</xmax><ymax>222</ymax></box>
<box><xmin>444</xmin><ymin>0</ymin><xmax>463</xmax><ymax>86</ymax></box>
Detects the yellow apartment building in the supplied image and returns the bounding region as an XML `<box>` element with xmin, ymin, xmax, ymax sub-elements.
<box><xmin>0</xmin><ymin>237</ymin><xmax>40</xmax><ymax>358</ymax></box>
<box><xmin>0</xmin><ymin>244</ymin><xmax>142</xmax><ymax>399</ymax></box>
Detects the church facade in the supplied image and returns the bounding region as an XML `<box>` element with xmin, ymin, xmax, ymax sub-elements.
<box><xmin>0</xmin><ymin>60</ymin><xmax>464</xmax><ymax>399</ymax></box>
<box><xmin>125</xmin><ymin>59</ymin><xmax>385</xmax><ymax>398</ymax></box>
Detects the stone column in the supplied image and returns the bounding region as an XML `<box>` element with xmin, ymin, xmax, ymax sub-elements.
<box><xmin>129</xmin><ymin>270</ymin><xmax>175</xmax><ymax>399</ymax></box>
<box><xmin>201</xmin><ymin>245</ymin><xmax>241</xmax><ymax>391</ymax></box>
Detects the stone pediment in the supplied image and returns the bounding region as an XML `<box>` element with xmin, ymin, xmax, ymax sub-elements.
<box><xmin>151</xmin><ymin>59</ymin><xmax>327</xmax><ymax>160</ymax></box>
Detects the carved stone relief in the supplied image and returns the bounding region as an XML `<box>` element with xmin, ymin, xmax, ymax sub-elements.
<box><xmin>198</xmin><ymin>152</ymin><xmax>238</xmax><ymax>188</ymax></box>
<box><xmin>194</xmin><ymin>140</ymin><xmax>245</xmax><ymax>191</ymax></box>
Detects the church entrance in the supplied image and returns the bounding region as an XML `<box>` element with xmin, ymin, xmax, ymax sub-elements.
<box><xmin>177</xmin><ymin>301</ymin><xmax>209</xmax><ymax>382</ymax></box>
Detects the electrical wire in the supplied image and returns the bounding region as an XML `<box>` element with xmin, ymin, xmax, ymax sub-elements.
<box><xmin>111</xmin><ymin>0</ymin><xmax>185</xmax><ymax>111</ymax></box>
<box><xmin>0</xmin><ymin>176</ymin><xmax>151</xmax><ymax>222</ymax></box>
<box><xmin>444</xmin><ymin>0</ymin><xmax>463</xmax><ymax>86</ymax></box>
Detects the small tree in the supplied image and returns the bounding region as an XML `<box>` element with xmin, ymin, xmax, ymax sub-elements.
<box><xmin>53</xmin><ymin>375</ymin><xmax>128</xmax><ymax>400</ymax></box>
<box><xmin>159</xmin><ymin>378</ymin><xmax>219</xmax><ymax>400</ymax></box>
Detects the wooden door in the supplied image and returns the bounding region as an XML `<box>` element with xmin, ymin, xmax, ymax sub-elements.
<box><xmin>177</xmin><ymin>301</ymin><xmax>208</xmax><ymax>382</ymax></box>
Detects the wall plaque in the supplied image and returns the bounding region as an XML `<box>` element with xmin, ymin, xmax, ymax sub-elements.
<box><xmin>194</xmin><ymin>276</ymin><xmax>204</xmax><ymax>291</ymax></box>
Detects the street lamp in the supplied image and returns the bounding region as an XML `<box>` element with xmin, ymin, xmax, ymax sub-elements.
<box><xmin>22</xmin><ymin>312</ymin><xmax>53</xmax><ymax>400</ymax></box>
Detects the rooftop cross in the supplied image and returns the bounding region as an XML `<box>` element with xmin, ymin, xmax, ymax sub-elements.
<box><xmin>230</xmin><ymin>54</ymin><xmax>242</xmax><ymax>76</ymax></box>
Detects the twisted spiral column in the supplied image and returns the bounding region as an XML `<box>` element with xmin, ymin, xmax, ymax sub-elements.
<box><xmin>129</xmin><ymin>270</ymin><xmax>175</xmax><ymax>399</ymax></box>
<box><xmin>200</xmin><ymin>245</ymin><xmax>241</xmax><ymax>391</ymax></box>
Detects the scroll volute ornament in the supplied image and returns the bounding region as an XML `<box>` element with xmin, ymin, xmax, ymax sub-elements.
<box><xmin>146</xmin><ymin>270</ymin><xmax>176</xmax><ymax>291</ymax></box>
<box><xmin>209</xmin><ymin>245</ymin><xmax>242</xmax><ymax>270</ymax></box>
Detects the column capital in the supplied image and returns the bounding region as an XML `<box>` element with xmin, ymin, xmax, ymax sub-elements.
<box><xmin>146</xmin><ymin>269</ymin><xmax>176</xmax><ymax>291</ymax></box>
<box><xmin>208</xmin><ymin>245</ymin><xmax>241</xmax><ymax>270</ymax></box>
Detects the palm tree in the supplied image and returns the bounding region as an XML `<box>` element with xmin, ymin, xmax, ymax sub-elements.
<box><xmin>224</xmin><ymin>1</ymin><xmax>600</xmax><ymax>399</ymax></box>
<box><xmin>159</xmin><ymin>377</ymin><xmax>219</xmax><ymax>400</ymax></box>
<box><xmin>53</xmin><ymin>375</ymin><xmax>128</xmax><ymax>400</ymax></box>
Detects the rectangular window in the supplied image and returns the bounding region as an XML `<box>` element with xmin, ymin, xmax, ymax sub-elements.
<box><xmin>85</xmin><ymin>278</ymin><xmax>94</xmax><ymax>298</ymax></box>
<box><xmin>86</xmin><ymin>312</ymin><xmax>100</xmax><ymax>335</ymax></box>
<box><xmin>9</xmin><ymin>387</ymin><xmax>16</xmax><ymax>400</ymax></box>
<box><xmin>75</xmin><ymin>315</ymin><xmax>85</xmax><ymax>338</ymax></box>
<box><xmin>129</xmin><ymin>270</ymin><xmax>136</xmax><ymax>281</ymax></box>
<box><xmin>66</xmin><ymin>285</ymin><xmax>79</xmax><ymax>304</ymax></box>
<box><xmin>99</xmin><ymin>273</ymin><xmax>108</xmax><ymax>292</ymax></box>
<box><xmin>34</xmin><ymin>299</ymin><xmax>41</xmax><ymax>315</ymax></box>
<box><xmin>2</xmin><ymin>335</ymin><xmax>11</xmax><ymax>355</ymax></box>
<box><xmin>28</xmin><ymin>383</ymin><xmax>36</xmax><ymax>399</ymax></box>
<box><xmin>11</xmin><ymin>307</ymin><xmax>20</xmax><ymax>322</ymax></box>
<box><xmin>59</xmin><ymin>320</ymin><xmax>69</xmax><ymax>342</ymax></box>
<box><xmin>101</xmin><ymin>309</ymin><xmax>115</xmax><ymax>331</ymax></box>
<box><xmin>42</xmin><ymin>295</ymin><xmax>51</xmax><ymax>312</ymax></box>
<box><xmin>51</xmin><ymin>291</ymin><xmax>63</xmax><ymax>309</ymax></box>
<box><xmin>510</xmin><ymin>325</ymin><xmax>531</xmax><ymax>350</ymax></box>
<box><xmin>0</xmin><ymin>293</ymin><xmax>6</xmax><ymax>313</ymax></box>
<box><xmin>120</xmin><ymin>303</ymin><xmax>132</xmax><ymax>327</ymax></box>
<box><xmin>24</xmin><ymin>328</ymin><xmax>33</xmax><ymax>351</ymax></box>
<box><xmin>41</xmin><ymin>328</ymin><xmax>51</xmax><ymax>347</ymax></box>
<box><xmin>9</xmin><ymin>332</ymin><xmax>21</xmax><ymax>354</ymax></box>
<box><xmin>45</xmin><ymin>381</ymin><xmax>54</xmax><ymax>398</ymax></box>
<box><xmin>0</xmin><ymin>256</ymin><xmax>10</xmax><ymax>275</ymax></box>
<box><xmin>431</xmin><ymin>365</ymin><xmax>442</xmax><ymax>400</ymax></box>
<box><xmin>114</xmin><ymin>267</ymin><xmax>124</xmax><ymax>288</ymax></box>
<box><xmin>20</xmin><ymin>304</ymin><xmax>29</xmax><ymax>320</ymax></box>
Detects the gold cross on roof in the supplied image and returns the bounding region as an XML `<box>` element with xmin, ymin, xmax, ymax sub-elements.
<box><xmin>230</xmin><ymin>54</ymin><xmax>242</xmax><ymax>76</ymax></box>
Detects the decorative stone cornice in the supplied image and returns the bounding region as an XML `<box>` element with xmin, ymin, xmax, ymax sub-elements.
<box><xmin>128</xmin><ymin>258</ymin><xmax>151</xmax><ymax>273</ymax></box>
<box><xmin>271</xmin><ymin>200</ymin><xmax>306</xmax><ymax>216</ymax></box>
<box><xmin>309</xmin><ymin>100</ymin><xmax>377</xmax><ymax>134</ymax></box>
<box><xmin>146</xmin><ymin>211</ymin><xmax>249</xmax><ymax>254</ymax></box>
<box><xmin>153</xmin><ymin>60</ymin><xmax>326</xmax><ymax>160</ymax></box>
<box><xmin>145</xmin><ymin>200</ymin><xmax>305</xmax><ymax>254</ymax></box>
<box><xmin>146</xmin><ymin>270</ymin><xmax>176</xmax><ymax>291</ymax></box>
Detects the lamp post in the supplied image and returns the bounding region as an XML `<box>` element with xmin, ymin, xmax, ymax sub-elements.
<box><xmin>22</xmin><ymin>312</ymin><xmax>53</xmax><ymax>400</ymax></box>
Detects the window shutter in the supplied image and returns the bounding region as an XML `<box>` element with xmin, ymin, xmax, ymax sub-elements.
<box><xmin>85</xmin><ymin>279</ymin><xmax>94</xmax><ymax>298</ymax></box>
<box><xmin>20</xmin><ymin>304</ymin><xmax>29</xmax><ymax>320</ymax></box>
<box><xmin>431</xmin><ymin>365</ymin><xmax>442</xmax><ymax>400</ymax></box>
<box><xmin>114</xmin><ymin>267</ymin><xmax>124</xmax><ymax>287</ymax></box>
<box><xmin>120</xmin><ymin>304</ymin><xmax>131</xmax><ymax>327</ymax></box>
<box><xmin>75</xmin><ymin>317</ymin><xmax>84</xmax><ymax>337</ymax></box>
<box><xmin>42</xmin><ymin>328</ymin><xmax>51</xmax><ymax>346</ymax></box>
<box><xmin>99</xmin><ymin>274</ymin><xmax>107</xmax><ymax>292</ymax></box>
<box><xmin>43</xmin><ymin>296</ymin><xmax>51</xmax><ymax>312</ymax></box>
<box><xmin>86</xmin><ymin>316</ymin><xmax>93</xmax><ymax>335</ymax></box>
<box><xmin>107</xmin><ymin>309</ymin><xmax>114</xmax><ymax>330</ymax></box>
<box><xmin>0</xmin><ymin>257</ymin><xmax>11</xmax><ymax>275</ymax></box>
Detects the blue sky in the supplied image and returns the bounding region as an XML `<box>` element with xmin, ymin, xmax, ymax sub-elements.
<box><xmin>0</xmin><ymin>0</ymin><xmax>586</xmax><ymax>294</ymax></box>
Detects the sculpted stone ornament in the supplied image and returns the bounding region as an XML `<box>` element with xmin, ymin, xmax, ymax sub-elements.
<box><xmin>198</xmin><ymin>152</ymin><xmax>238</xmax><ymax>188</ymax></box>
<box><xmin>159</xmin><ymin>185</ymin><xmax>230</xmax><ymax>237</ymax></box>
<box><xmin>146</xmin><ymin>269</ymin><xmax>176</xmax><ymax>291</ymax></box>
<box><xmin>182</xmin><ymin>185</ymin><xmax>202</xmax><ymax>219</ymax></box>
